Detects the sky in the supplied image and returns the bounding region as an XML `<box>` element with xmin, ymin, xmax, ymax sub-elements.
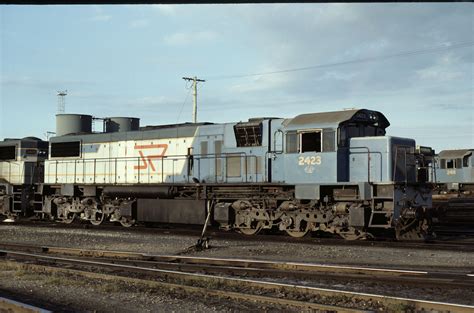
<box><xmin>0</xmin><ymin>4</ymin><xmax>473</xmax><ymax>152</ymax></box>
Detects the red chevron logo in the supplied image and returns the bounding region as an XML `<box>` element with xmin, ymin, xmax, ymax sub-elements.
<box><xmin>133</xmin><ymin>144</ymin><xmax>168</xmax><ymax>172</ymax></box>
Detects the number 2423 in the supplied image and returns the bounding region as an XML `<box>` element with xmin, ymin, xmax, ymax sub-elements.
<box><xmin>298</xmin><ymin>156</ymin><xmax>321</xmax><ymax>166</ymax></box>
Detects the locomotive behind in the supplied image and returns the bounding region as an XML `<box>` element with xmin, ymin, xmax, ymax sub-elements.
<box><xmin>0</xmin><ymin>137</ymin><xmax>48</xmax><ymax>220</ymax></box>
<box><xmin>432</xmin><ymin>149</ymin><xmax>474</xmax><ymax>225</ymax></box>
<box><xmin>0</xmin><ymin>108</ymin><xmax>434</xmax><ymax>240</ymax></box>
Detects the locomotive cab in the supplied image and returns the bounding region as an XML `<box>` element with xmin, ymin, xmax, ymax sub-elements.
<box><xmin>434</xmin><ymin>149</ymin><xmax>474</xmax><ymax>192</ymax></box>
<box><xmin>273</xmin><ymin>109</ymin><xmax>432</xmax><ymax>240</ymax></box>
<box><xmin>0</xmin><ymin>137</ymin><xmax>48</xmax><ymax>218</ymax></box>
<box><xmin>279</xmin><ymin>109</ymin><xmax>389</xmax><ymax>184</ymax></box>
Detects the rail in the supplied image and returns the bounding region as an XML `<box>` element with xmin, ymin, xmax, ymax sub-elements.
<box><xmin>2</xmin><ymin>248</ymin><xmax>473</xmax><ymax>313</ymax></box>
<box><xmin>0</xmin><ymin>297</ymin><xmax>51</xmax><ymax>313</ymax></box>
<box><xmin>4</xmin><ymin>244</ymin><xmax>474</xmax><ymax>288</ymax></box>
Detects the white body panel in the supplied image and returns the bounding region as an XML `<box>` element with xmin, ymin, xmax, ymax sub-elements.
<box><xmin>0</xmin><ymin>161</ymin><xmax>26</xmax><ymax>184</ymax></box>
<box><xmin>45</xmin><ymin>137</ymin><xmax>193</xmax><ymax>185</ymax></box>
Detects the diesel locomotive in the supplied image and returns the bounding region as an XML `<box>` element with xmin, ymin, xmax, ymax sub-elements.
<box><xmin>431</xmin><ymin>149</ymin><xmax>474</xmax><ymax>225</ymax></box>
<box><xmin>0</xmin><ymin>108</ymin><xmax>434</xmax><ymax>240</ymax></box>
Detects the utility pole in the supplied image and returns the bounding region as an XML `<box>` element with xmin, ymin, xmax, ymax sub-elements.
<box><xmin>182</xmin><ymin>76</ymin><xmax>205</xmax><ymax>123</ymax></box>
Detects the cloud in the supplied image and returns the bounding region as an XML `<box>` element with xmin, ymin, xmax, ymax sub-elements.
<box><xmin>90</xmin><ymin>14</ymin><xmax>111</xmax><ymax>22</ymax></box>
<box><xmin>129</xmin><ymin>19</ymin><xmax>150</xmax><ymax>29</ymax></box>
<box><xmin>125</xmin><ymin>96</ymin><xmax>174</xmax><ymax>108</ymax></box>
<box><xmin>229</xmin><ymin>71</ymin><xmax>292</xmax><ymax>93</ymax></box>
<box><xmin>431</xmin><ymin>103</ymin><xmax>473</xmax><ymax>111</ymax></box>
<box><xmin>163</xmin><ymin>31</ymin><xmax>217</xmax><ymax>46</ymax></box>
<box><xmin>416</xmin><ymin>52</ymin><xmax>465</xmax><ymax>82</ymax></box>
<box><xmin>1</xmin><ymin>76</ymin><xmax>94</xmax><ymax>90</ymax></box>
<box><xmin>205</xmin><ymin>3</ymin><xmax>472</xmax><ymax>105</ymax></box>
<box><xmin>90</xmin><ymin>6</ymin><xmax>111</xmax><ymax>22</ymax></box>
<box><xmin>151</xmin><ymin>4</ymin><xmax>177</xmax><ymax>16</ymax></box>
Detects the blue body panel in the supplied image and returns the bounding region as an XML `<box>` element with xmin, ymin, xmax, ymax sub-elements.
<box><xmin>349</xmin><ymin>136</ymin><xmax>416</xmax><ymax>183</ymax></box>
<box><xmin>283</xmin><ymin>152</ymin><xmax>337</xmax><ymax>184</ymax></box>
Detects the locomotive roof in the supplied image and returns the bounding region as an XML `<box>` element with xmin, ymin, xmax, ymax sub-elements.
<box><xmin>50</xmin><ymin>109</ymin><xmax>389</xmax><ymax>144</ymax></box>
<box><xmin>50</xmin><ymin>123</ymin><xmax>204</xmax><ymax>144</ymax></box>
<box><xmin>0</xmin><ymin>137</ymin><xmax>46</xmax><ymax>147</ymax></box>
<box><xmin>284</xmin><ymin>109</ymin><xmax>390</xmax><ymax>129</ymax></box>
<box><xmin>438</xmin><ymin>149</ymin><xmax>473</xmax><ymax>159</ymax></box>
<box><xmin>139</xmin><ymin>122</ymin><xmax>214</xmax><ymax>131</ymax></box>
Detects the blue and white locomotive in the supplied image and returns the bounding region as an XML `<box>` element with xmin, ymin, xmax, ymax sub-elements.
<box><xmin>433</xmin><ymin>149</ymin><xmax>474</xmax><ymax>193</ymax></box>
<box><xmin>0</xmin><ymin>108</ymin><xmax>433</xmax><ymax>239</ymax></box>
<box><xmin>431</xmin><ymin>149</ymin><xmax>474</xmax><ymax>225</ymax></box>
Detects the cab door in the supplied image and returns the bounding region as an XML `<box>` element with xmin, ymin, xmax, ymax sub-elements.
<box><xmin>213</xmin><ymin>137</ymin><xmax>225</xmax><ymax>183</ymax></box>
<box><xmin>270</xmin><ymin>128</ymin><xmax>285</xmax><ymax>182</ymax></box>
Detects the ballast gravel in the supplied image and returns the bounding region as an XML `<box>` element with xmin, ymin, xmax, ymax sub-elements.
<box><xmin>0</xmin><ymin>223</ymin><xmax>473</xmax><ymax>312</ymax></box>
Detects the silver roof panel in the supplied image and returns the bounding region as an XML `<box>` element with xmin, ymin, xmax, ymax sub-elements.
<box><xmin>438</xmin><ymin>149</ymin><xmax>473</xmax><ymax>159</ymax></box>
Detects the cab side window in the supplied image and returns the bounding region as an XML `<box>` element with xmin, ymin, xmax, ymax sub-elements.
<box><xmin>286</xmin><ymin>131</ymin><xmax>298</xmax><ymax>153</ymax></box>
<box><xmin>300</xmin><ymin>131</ymin><xmax>321</xmax><ymax>153</ymax></box>
<box><xmin>0</xmin><ymin>146</ymin><xmax>16</xmax><ymax>160</ymax></box>
<box><xmin>440</xmin><ymin>159</ymin><xmax>446</xmax><ymax>169</ymax></box>
<box><xmin>463</xmin><ymin>155</ymin><xmax>470</xmax><ymax>167</ymax></box>
<box><xmin>322</xmin><ymin>130</ymin><xmax>335</xmax><ymax>152</ymax></box>
<box><xmin>446</xmin><ymin>159</ymin><xmax>454</xmax><ymax>169</ymax></box>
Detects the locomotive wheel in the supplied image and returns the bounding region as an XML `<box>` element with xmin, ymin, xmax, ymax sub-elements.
<box><xmin>2</xmin><ymin>216</ymin><xmax>17</xmax><ymax>223</ymax></box>
<box><xmin>90</xmin><ymin>211</ymin><xmax>105</xmax><ymax>226</ymax></box>
<box><xmin>60</xmin><ymin>213</ymin><xmax>76</xmax><ymax>224</ymax></box>
<box><xmin>339</xmin><ymin>232</ymin><xmax>362</xmax><ymax>240</ymax></box>
<box><xmin>120</xmin><ymin>217</ymin><xmax>135</xmax><ymax>227</ymax></box>
<box><xmin>238</xmin><ymin>221</ymin><xmax>263</xmax><ymax>235</ymax></box>
<box><xmin>285</xmin><ymin>229</ymin><xmax>309</xmax><ymax>238</ymax></box>
<box><xmin>285</xmin><ymin>221</ymin><xmax>311</xmax><ymax>238</ymax></box>
<box><xmin>338</xmin><ymin>227</ymin><xmax>368</xmax><ymax>240</ymax></box>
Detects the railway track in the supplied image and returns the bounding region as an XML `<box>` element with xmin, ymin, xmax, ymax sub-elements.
<box><xmin>4</xmin><ymin>221</ymin><xmax>474</xmax><ymax>252</ymax></box>
<box><xmin>0</xmin><ymin>243</ymin><xmax>473</xmax><ymax>312</ymax></box>
<box><xmin>0</xmin><ymin>296</ymin><xmax>51</xmax><ymax>313</ymax></box>
<box><xmin>0</xmin><ymin>242</ymin><xmax>473</xmax><ymax>288</ymax></box>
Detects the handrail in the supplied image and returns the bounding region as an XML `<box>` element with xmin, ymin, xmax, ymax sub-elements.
<box><xmin>46</xmin><ymin>152</ymin><xmax>260</xmax><ymax>185</ymax></box>
<box><xmin>344</xmin><ymin>146</ymin><xmax>384</xmax><ymax>183</ymax></box>
<box><xmin>393</xmin><ymin>147</ymin><xmax>398</xmax><ymax>182</ymax></box>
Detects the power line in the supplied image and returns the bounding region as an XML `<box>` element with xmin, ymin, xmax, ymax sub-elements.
<box><xmin>176</xmin><ymin>85</ymin><xmax>193</xmax><ymax>124</ymax></box>
<box><xmin>206</xmin><ymin>40</ymin><xmax>474</xmax><ymax>80</ymax></box>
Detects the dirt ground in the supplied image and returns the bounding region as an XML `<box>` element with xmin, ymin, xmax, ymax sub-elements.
<box><xmin>0</xmin><ymin>223</ymin><xmax>473</xmax><ymax>312</ymax></box>
<box><xmin>0</xmin><ymin>261</ymin><xmax>278</xmax><ymax>313</ymax></box>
